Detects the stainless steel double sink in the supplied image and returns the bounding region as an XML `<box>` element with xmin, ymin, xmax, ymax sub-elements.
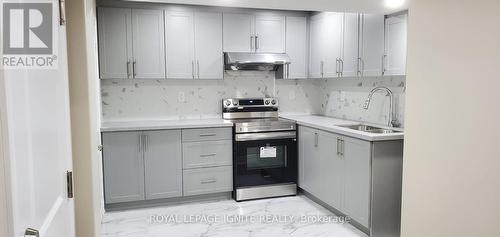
<box><xmin>339</xmin><ymin>124</ymin><xmax>400</xmax><ymax>134</ymax></box>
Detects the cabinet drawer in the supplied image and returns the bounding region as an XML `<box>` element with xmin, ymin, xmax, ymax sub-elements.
<box><xmin>183</xmin><ymin>140</ymin><xmax>232</xmax><ymax>169</ymax></box>
<box><xmin>183</xmin><ymin>166</ymin><xmax>232</xmax><ymax>196</ymax></box>
<box><xmin>182</xmin><ymin>127</ymin><xmax>232</xmax><ymax>142</ymax></box>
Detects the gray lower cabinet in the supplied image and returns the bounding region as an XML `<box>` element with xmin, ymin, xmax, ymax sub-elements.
<box><xmin>102</xmin><ymin>130</ymin><xmax>182</xmax><ymax>204</ymax></box>
<box><xmin>144</xmin><ymin>130</ymin><xmax>182</xmax><ymax>200</ymax></box>
<box><xmin>103</xmin><ymin>131</ymin><xmax>145</xmax><ymax>204</ymax></box>
<box><xmin>298</xmin><ymin>125</ymin><xmax>371</xmax><ymax>228</ymax></box>
<box><xmin>183</xmin><ymin>166</ymin><xmax>232</xmax><ymax>196</ymax></box>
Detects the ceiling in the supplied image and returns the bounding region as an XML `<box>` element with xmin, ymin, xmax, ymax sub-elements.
<box><xmin>130</xmin><ymin>0</ymin><xmax>409</xmax><ymax>14</ymax></box>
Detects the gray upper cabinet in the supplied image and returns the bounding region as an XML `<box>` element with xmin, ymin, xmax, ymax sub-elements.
<box><xmin>98</xmin><ymin>8</ymin><xmax>133</xmax><ymax>79</ymax></box>
<box><xmin>194</xmin><ymin>11</ymin><xmax>224</xmax><ymax>79</ymax></box>
<box><xmin>165</xmin><ymin>10</ymin><xmax>195</xmax><ymax>79</ymax></box>
<box><xmin>341</xmin><ymin>13</ymin><xmax>360</xmax><ymax>77</ymax></box>
<box><xmin>98</xmin><ymin>8</ymin><xmax>165</xmax><ymax>79</ymax></box>
<box><xmin>359</xmin><ymin>14</ymin><xmax>385</xmax><ymax>77</ymax></box>
<box><xmin>102</xmin><ymin>131</ymin><xmax>145</xmax><ymax>204</ymax></box>
<box><xmin>144</xmin><ymin>130</ymin><xmax>182</xmax><ymax>200</ymax></box>
<box><xmin>131</xmin><ymin>9</ymin><xmax>166</xmax><ymax>79</ymax></box>
<box><xmin>285</xmin><ymin>16</ymin><xmax>308</xmax><ymax>79</ymax></box>
<box><xmin>342</xmin><ymin>136</ymin><xmax>371</xmax><ymax>228</ymax></box>
<box><xmin>223</xmin><ymin>13</ymin><xmax>285</xmax><ymax>53</ymax></box>
<box><xmin>384</xmin><ymin>13</ymin><xmax>407</xmax><ymax>76</ymax></box>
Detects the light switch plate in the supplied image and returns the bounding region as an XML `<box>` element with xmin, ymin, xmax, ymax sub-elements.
<box><xmin>178</xmin><ymin>91</ymin><xmax>186</xmax><ymax>103</ymax></box>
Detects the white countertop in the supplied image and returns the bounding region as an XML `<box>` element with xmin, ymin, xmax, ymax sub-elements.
<box><xmin>101</xmin><ymin>118</ymin><xmax>233</xmax><ymax>132</ymax></box>
<box><xmin>280</xmin><ymin>114</ymin><xmax>404</xmax><ymax>141</ymax></box>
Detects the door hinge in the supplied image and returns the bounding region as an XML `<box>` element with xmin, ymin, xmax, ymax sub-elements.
<box><xmin>58</xmin><ymin>0</ymin><xmax>66</xmax><ymax>25</ymax></box>
<box><xmin>66</xmin><ymin>171</ymin><xmax>73</xmax><ymax>199</ymax></box>
<box><xmin>98</xmin><ymin>145</ymin><xmax>103</xmax><ymax>151</ymax></box>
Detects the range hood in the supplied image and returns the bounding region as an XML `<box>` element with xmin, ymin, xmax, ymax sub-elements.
<box><xmin>224</xmin><ymin>52</ymin><xmax>291</xmax><ymax>79</ymax></box>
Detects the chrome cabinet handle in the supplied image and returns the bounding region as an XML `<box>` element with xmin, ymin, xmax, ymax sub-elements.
<box><xmin>191</xmin><ymin>61</ymin><xmax>195</xmax><ymax>79</ymax></box>
<box><xmin>382</xmin><ymin>55</ymin><xmax>387</xmax><ymax>75</ymax></box>
<box><xmin>250</xmin><ymin>36</ymin><xmax>254</xmax><ymax>50</ymax></box>
<box><xmin>336</xmin><ymin>138</ymin><xmax>341</xmax><ymax>156</ymax></box>
<box><xmin>138</xmin><ymin>134</ymin><xmax>142</xmax><ymax>152</ymax></box>
<box><xmin>144</xmin><ymin>134</ymin><xmax>148</xmax><ymax>152</ymax></box>
<box><xmin>357</xmin><ymin>57</ymin><xmax>362</xmax><ymax>77</ymax></box>
<box><xmin>24</xmin><ymin>228</ymin><xmax>39</xmax><ymax>237</ymax></box>
<box><xmin>314</xmin><ymin>132</ymin><xmax>318</xmax><ymax>147</ymax></box>
<box><xmin>132</xmin><ymin>60</ymin><xmax>137</xmax><ymax>78</ymax></box>
<box><xmin>199</xmin><ymin>133</ymin><xmax>217</xmax><ymax>137</ymax></box>
<box><xmin>335</xmin><ymin>58</ymin><xmax>339</xmax><ymax>75</ymax></box>
<box><xmin>320</xmin><ymin>61</ymin><xmax>324</xmax><ymax>77</ymax></box>
<box><xmin>255</xmin><ymin>35</ymin><xmax>259</xmax><ymax>50</ymax></box>
<box><xmin>339</xmin><ymin>59</ymin><xmax>344</xmax><ymax>77</ymax></box>
<box><xmin>340</xmin><ymin>139</ymin><xmax>345</xmax><ymax>156</ymax></box>
<box><xmin>126</xmin><ymin>60</ymin><xmax>131</xmax><ymax>78</ymax></box>
<box><xmin>197</xmin><ymin>60</ymin><xmax>200</xmax><ymax>79</ymax></box>
<box><xmin>200</xmin><ymin>153</ymin><xmax>217</xmax><ymax>157</ymax></box>
<box><xmin>201</xmin><ymin>179</ymin><xmax>217</xmax><ymax>184</ymax></box>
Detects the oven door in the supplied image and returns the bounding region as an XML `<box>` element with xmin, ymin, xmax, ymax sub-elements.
<box><xmin>234</xmin><ymin>131</ymin><xmax>297</xmax><ymax>188</ymax></box>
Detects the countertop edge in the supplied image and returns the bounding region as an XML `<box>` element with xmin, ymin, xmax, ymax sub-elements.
<box><xmin>100</xmin><ymin>121</ymin><xmax>234</xmax><ymax>132</ymax></box>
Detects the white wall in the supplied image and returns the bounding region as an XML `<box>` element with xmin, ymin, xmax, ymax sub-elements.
<box><xmin>401</xmin><ymin>1</ymin><xmax>500</xmax><ymax>236</ymax></box>
<box><xmin>66</xmin><ymin>0</ymin><xmax>103</xmax><ymax>236</ymax></box>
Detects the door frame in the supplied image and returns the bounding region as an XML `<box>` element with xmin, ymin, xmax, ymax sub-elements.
<box><xmin>0</xmin><ymin>70</ymin><xmax>13</xmax><ymax>237</ymax></box>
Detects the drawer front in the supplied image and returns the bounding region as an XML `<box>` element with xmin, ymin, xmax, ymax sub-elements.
<box><xmin>183</xmin><ymin>166</ymin><xmax>233</xmax><ymax>196</ymax></box>
<box><xmin>182</xmin><ymin>127</ymin><xmax>232</xmax><ymax>142</ymax></box>
<box><xmin>183</xmin><ymin>140</ymin><xmax>232</xmax><ymax>169</ymax></box>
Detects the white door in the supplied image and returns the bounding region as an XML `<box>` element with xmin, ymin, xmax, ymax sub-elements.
<box><xmin>223</xmin><ymin>13</ymin><xmax>255</xmax><ymax>52</ymax></box>
<box><xmin>359</xmin><ymin>14</ymin><xmax>385</xmax><ymax>77</ymax></box>
<box><xmin>165</xmin><ymin>10</ymin><xmax>195</xmax><ymax>79</ymax></box>
<box><xmin>308</xmin><ymin>13</ymin><xmax>324</xmax><ymax>78</ymax></box>
<box><xmin>384</xmin><ymin>14</ymin><xmax>407</xmax><ymax>76</ymax></box>
<box><xmin>341</xmin><ymin>13</ymin><xmax>359</xmax><ymax>78</ymax></box>
<box><xmin>194</xmin><ymin>11</ymin><xmax>223</xmax><ymax>79</ymax></box>
<box><xmin>323</xmin><ymin>12</ymin><xmax>344</xmax><ymax>78</ymax></box>
<box><xmin>255</xmin><ymin>15</ymin><xmax>285</xmax><ymax>53</ymax></box>
<box><xmin>286</xmin><ymin>16</ymin><xmax>308</xmax><ymax>79</ymax></box>
<box><xmin>132</xmin><ymin>9</ymin><xmax>166</xmax><ymax>79</ymax></box>
<box><xmin>1</xmin><ymin>2</ymin><xmax>75</xmax><ymax>236</ymax></box>
<box><xmin>98</xmin><ymin>7</ymin><xmax>133</xmax><ymax>79</ymax></box>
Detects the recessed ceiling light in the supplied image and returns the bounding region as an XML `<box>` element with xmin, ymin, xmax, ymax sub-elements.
<box><xmin>385</xmin><ymin>0</ymin><xmax>405</xmax><ymax>9</ymax></box>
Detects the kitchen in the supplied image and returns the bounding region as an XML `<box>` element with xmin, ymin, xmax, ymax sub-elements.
<box><xmin>4</xmin><ymin>0</ymin><xmax>498</xmax><ymax>237</ymax></box>
<box><xmin>97</xmin><ymin>0</ymin><xmax>406</xmax><ymax>236</ymax></box>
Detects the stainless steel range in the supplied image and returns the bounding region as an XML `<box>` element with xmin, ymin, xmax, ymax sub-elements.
<box><xmin>223</xmin><ymin>98</ymin><xmax>297</xmax><ymax>201</ymax></box>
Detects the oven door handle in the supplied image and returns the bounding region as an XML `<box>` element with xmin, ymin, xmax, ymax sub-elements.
<box><xmin>235</xmin><ymin>131</ymin><xmax>296</xmax><ymax>141</ymax></box>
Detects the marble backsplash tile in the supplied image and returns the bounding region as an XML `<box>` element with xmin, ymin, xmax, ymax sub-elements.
<box><xmin>100</xmin><ymin>72</ymin><xmax>405</xmax><ymax>127</ymax></box>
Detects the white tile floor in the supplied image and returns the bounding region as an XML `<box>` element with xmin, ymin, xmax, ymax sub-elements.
<box><xmin>102</xmin><ymin>195</ymin><xmax>367</xmax><ymax>237</ymax></box>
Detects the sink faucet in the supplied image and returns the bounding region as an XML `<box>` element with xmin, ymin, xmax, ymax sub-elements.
<box><xmin>363</xmin><ymin>86</ymin><xmax>401</xmax><ymax>128</ymax></box>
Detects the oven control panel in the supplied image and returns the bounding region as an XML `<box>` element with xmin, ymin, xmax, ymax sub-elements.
<box><xmin>223</xmin><ymin>98</ymin><xmax>278</xmax><ymax>108</ymax></box>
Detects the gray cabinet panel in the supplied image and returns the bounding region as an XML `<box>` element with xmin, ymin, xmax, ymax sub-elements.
<box><xmin>144</xmin><ymin>130</ymin><xmax>183</xmax><ymax>200</ymax></box>
<box><xmin>182</xmin><ymin>140</ymin><xmax>232</xmax><ymax>169</ymax></box>
<box><xmin>102</xmin><ymin>131</ymin><xmax>144</xmax><ymax>204</ymax></box>
<box><xmin>298</xmin><ymin>126</ymin><xmax>322</xmax><ymax>196</ymax></box>
<box><xmin>183</xmin><ymin>166</ymin><xmax>232</xmax><ymax>196</ymax></box>
<box><xmin>182</xmin><ymin>127</ymin><xmax>232</xmax><ymax>142</ymax></box>
<box><xmin>342</xmin><ymin>136</ymin><xmax>371</xmax><ymax>228</ymax></box>
<box><xmin>320</xmin><ymin>130</ymin><xmax>343</xmax><ymax>210</ymax></box>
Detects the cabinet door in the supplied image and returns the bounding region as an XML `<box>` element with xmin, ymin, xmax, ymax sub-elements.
<box><xmin>102</xmin><ymin>131</ymin><xmax>144</xmax><ymax>204</ymax></box>
<box><xmin>320</xmin><ymin>131</ymin><xmax>344</xmax><ymax>210</ymax></box>
<box><xmin>286</xmin><ymin>16</ymin><xmax>308</xmax><ymax>79</ymax></box>
<box><xmin>342</xmin><ymin>136</ymin><xmax>372</xmax><ymax>228</ymax></box>
<box><xmin>323</xmin><ymin>12</ymin><xmax>344</xmax><ymax>78</ymax></box>
<box><xmin>341</xmin><ymin>13</ymin><xmax>359</xmax><ymax>78</ymax></box>
<box><xmin>384</xmin><ymin>14</ymin><xmax>407</xmax><ymax>76</ymax></box>
<box><xmin>144</xmin><ymin>130</ymin><xmax>182</xmax><ymax>200</ymax></box>
<box><xmin>132</xmin><ymin>9</ymin><xmax>166</xmax><ymax>79</ymax></box>
<box><xmin>223</xmin><ymin>13</ymin><xmax>255</xmax><ymax>52</ymax></box>
<box><xmin>298</xmin><ymin>126</ymin><xmax>322</xmax><ymax>196</ymax></box>
<box><xmin>255</xmin><ymin>15</ymin><xmax>285</xmax><ymax>53</ymax></box>
<box><xmin>165</xmin><ymin>11</ymin><xmax>195</xmax><ymax>79</ymax></box>
<box><xmin>308</xmin><ymin>14</ymin><xmax>324</xmax><ymax>78</ymax></box>
<box><xmin>359</xmin><ymin>14</ymin><xmax>385</xmax><ymax>77</ymax></box>
<box><xmin>98</xmin><ymin>8</ymin><xmax>133</xmax><ymax>79</ymax></box>
<box><xmin>194</xmin><ymin>11</ymin><xmax>223</xmax><ymax>79</ymax></box>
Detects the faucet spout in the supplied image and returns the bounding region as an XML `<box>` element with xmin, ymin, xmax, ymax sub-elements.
<box><xmin>364</xmin><ymin>86</ymin><xmax>400</xmax><ymax>128</ymax></box>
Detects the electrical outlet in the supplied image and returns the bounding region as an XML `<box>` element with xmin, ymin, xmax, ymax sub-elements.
<box><xmin>340</xmin><ymin>91</ymin><xmax>346</xmax><ymax>102</ymax></box>
<box><xmin>178</xmin><ymin>91</ymin><xmax>186</xmax><ymax>103</ymax></box>
<box><xmin>288</xmin><ymin>90</ymin><xmax>296</xmax><ymax>100</ymax></box>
